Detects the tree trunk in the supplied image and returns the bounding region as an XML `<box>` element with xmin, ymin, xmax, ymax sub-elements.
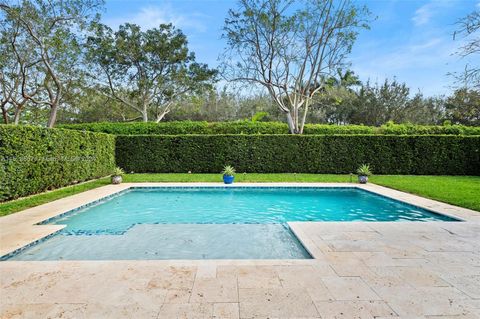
<box><xmin>141</xmin><ymin>102</ymin><xmax>148</xmax><ymax>122</ymax></box>
<box><xmin>13</xmin><ymin>108</ymin><xmax>21</xmax><ymax>125</ymax></box>
<box><xmin>47</xmin><ymin>105</ymin><xmax>58</xmax><ymax>128</ymax></box>
<box><xmin>1</xmin><ymin>105</ymin><xmax>8</xmax><ymax>124</ymax></box>
<box><xmin>286</xmin><ymin>112</ymin><xmax>299</xmax><ymax>134</ymax></box>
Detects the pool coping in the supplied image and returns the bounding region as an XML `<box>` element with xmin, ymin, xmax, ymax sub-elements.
<box><xmin>1</xmin><ymin>182</ymin><xmax>479</xmax><ymax>259</ymax></box>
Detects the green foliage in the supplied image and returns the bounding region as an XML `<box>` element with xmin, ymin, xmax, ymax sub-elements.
<box><xmin>115</xmin><ymin>134</ymin><xmax>480</xmax><ymax>175</ymax></box>
<box><xmin>221</xmin><ymin>165</ymin><xmax>236</xmax><ymax>176</ymax></box>
<box><xmin>251</xmin><ymin>112</ymin><xmax>269</xmax><ymax>122</ymax></box>
<box><xmin>0</xmin><ymin>125</ymin><xmax>115</xmax><ymax>202</ymax></box>
<box><xmin>356</xmin><ymin>164</ymin><xmax>372</xmax><ymax>176</ymax></box>
<box><xmin>59</xmin><ymin>121</ymin><xmax>480</xmax><ymax>135</ymax></box>
<box><xmin>445</xmin><ymin>88</ymin><xmax>480</xmax><ymax>126</ymax></box>
<box><xmin>86</xmin><ymin>22</ymin><xmax>217</xmax><ymax>122</ymax></box>
<box><xmin>112</xmin><ymin>167</ymin><xmax>125</xmax><ymax>176</ymax></box>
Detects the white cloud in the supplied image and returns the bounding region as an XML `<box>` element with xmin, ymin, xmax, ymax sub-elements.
<box><xmin>104</xmin><ymin>5</ymin><xmax>208</xmax><ymax>33</ymax></box>
<box><xmin>350</xmin><ymin>34</ymin><xmax>460</xmax><ymax>96</ymax></box>
<box><xmin>412</xmin><ymin>0</ymin><xmax>454</xmax><ymax>27</ymax></box>
<box><xmin>412</xmin><ymin>4</ymin><xmax>434</xmax><ymax>26</ymax></box>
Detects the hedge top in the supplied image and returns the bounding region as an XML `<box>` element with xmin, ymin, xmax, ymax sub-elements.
<box><xmin>58</xmin><ymin>121</ymin><xmax>480</xmax><ymax>136</ymax></box>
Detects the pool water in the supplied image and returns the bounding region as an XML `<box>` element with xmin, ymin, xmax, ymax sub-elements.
<box><xmin>5</xmin><ymin>187</ymin><xmax>457</xmax><ymax>261</ymax></box>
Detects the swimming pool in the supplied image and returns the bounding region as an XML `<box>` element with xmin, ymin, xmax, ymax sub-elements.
<box><xmin>3</xmin><ymin>187</ymin><xmax>458</xmax><ymax>261</ymax></box>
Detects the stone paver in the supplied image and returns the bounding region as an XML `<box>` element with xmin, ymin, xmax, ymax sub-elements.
<box><xmin>1</xmin><ymin>183</ymin><xmax>479</xmax><ymax>318</ymax></box>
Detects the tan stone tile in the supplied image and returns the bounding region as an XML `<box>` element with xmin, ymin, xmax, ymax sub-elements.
<box><xmin>165</xmin><ymin>289</ymin><xmax>192</xmax><ymax>304</ymax></box>
<box><xmin>157</xmin><ymin>303</ymin><xmax>213</xmax><ymax>319</ymax></box>
<box><xmin>239</xmin><ymin>288</ymin><xmax>319</xmax><ymax>318</ymax></box>
<box><xmin>323</xmin><ymin>252</ymin><xmax>366</xmax><ymax>265</ymax></box>
<box><xmin>440</xmin><ymin>275</ymin><xmax>480</xmax><ymax>299</ymax></box>
<box><xmin>213</xmin><ymin>303</ymin><xmax>239</xmax><ymax>319</ymax></box>
<box><xmin>361</xmin><ymin>267</ymin><xmax>411</xmax><ymax>290</ymax></box>
<box><xmin>321</xmin><ymin>277</ymin><xmax>381</xmax><ymax>301</ymax></box>
<box><xmin>313</xmin><ymin>300</ymin><xmax>397</xmax><ymax>319</ymax></box>
<box><xmin>146</xmin><ymin>266</ymin><xmax>196</xmax><ymax>290</ymax></box>
<box><xmin>393</xmin><ymin>267</ymin><xmax>451</xmax><ymax>287</ymax></box>
<box><xmin>235</xmin><ymin>266</ymin><xmax>281</xmax><ymax>289</ymax></box>
<box><xmin>374</xmin><ymin>286</ymin><xmax>474</xmax><ymax>317</ymax></box>
<box><xmin>275</xmin><ymin>265</ymin><xmax>334</xmax><ymax>288</ymax></box>
<box><xmin>1</xmin><ymin>303</ymin><xmax>87</xmax><ymax>319</ymax></box>
<box><xmin>190</xmin><ymin>277</ymin><xmax>238</xmax><ymax>303</ymax></box>
<box><xmin>330</xmin><ymin>263</ymin><xmax>375</xmax><ymax>277</ymax></box>
<box><xmin>85</xmin><ymin>303</ymin><xmax>159</xmax><ymax>318</ymax></box>
<box><xmin>196</xmin><ymin>265</ymin><xmax>217</xmax><ymax>279</ymax></box>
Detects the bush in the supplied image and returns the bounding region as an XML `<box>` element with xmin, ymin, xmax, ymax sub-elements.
<box><xmin>0</xmin><ymin>125</ymin><xmax>116</xmax><ymax>202</ymax></box>
<box><xmin>60</xmin><ymin>121</ymin><xmax>480</xmax><ymax>135</ymax></box>
<box><xmin>116</xmin><ymin>134</ymin><xmax>480</xmax><ymax>175</ymax></box>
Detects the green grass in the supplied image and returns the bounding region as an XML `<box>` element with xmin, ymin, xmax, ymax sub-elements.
<box><xmin>123</xmin><ymin>173</ymin><xmax>355</xmax><ymax>183</ymax></box>
<box><xmin>0</xmin><ymin>178</ymin><xmax>110</xmax><ymax>217</ymax></box>
<box><xmin>1</xmin><ymin>174</ymin><xmax>479</xmax><ymax>216</ymax></box>
<box><xmin>370</xmin><ymin>175</ymin><xmax>480</xmax><ymax>212</ymax></box>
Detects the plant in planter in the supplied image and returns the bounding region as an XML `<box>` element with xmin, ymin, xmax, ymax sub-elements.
<box><xmin>356</xmin><ymin>164</ymin><xmax>372</xmax><ymax>184</ymax></box>
<box><xmin>221</xmin><ymin>165</ymin><xmax>236</xmax><ymax>184</ymax></box>
<box><xmin>111</xmin><ymin>167</ymin><xmax>125</xmax><ymax>184</ymax></box>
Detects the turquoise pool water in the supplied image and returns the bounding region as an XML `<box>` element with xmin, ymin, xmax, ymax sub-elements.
<box><xmin>4</xmin><ymin>187</ymin><xmax>457</xmax><ymax>261</ymax></box>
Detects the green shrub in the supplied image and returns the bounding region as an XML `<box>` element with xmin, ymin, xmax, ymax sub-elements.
<box><xmin>0</xmin><ymin>125</ymin><xmax>115</xmax><ymax>202</ymax></box>
<box><xmin>60</xmin><ymin>121</ymin><xmax>480</xmax><ymax>135</ymax></box>
<box><xmin>116</xmin><ymin>134</ymin><xmax>480</xmax><ymax>175</ymax></box>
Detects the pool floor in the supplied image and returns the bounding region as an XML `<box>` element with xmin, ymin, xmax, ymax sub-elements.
<box><xmin>9</xmin><ymin>224</ymin><xmax>311</xmax><ymax>260</ymax></box>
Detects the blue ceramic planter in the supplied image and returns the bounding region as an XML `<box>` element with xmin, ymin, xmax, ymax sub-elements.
<box><xmin>358</xmin><ymin>175</ymin><xmax>368</xmax><ymax>184</ymax></box>
<box><xmin>223</xmin><ymin>175</ymin><xmax>234</xmax><ymax>184</ymax></box>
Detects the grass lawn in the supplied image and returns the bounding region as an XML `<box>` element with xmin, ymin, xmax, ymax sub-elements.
<box><xmin>1</xmin><ymin>174</ymin><xmax>478</xmax><ymax>216</ymax></box>
<box><xmin>370</xmin><ymin>175</ymin><xmax>480</xmax><ymax>213</ymax></box>
<box><xmin>0</xmin><ymin>178</ymin><xmax>111</xmax><ymax>217</ymax></box>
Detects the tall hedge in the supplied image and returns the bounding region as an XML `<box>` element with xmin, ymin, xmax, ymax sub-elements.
<box><xmin>0</xmin><ymin>125</ymin><xmax>116</xmax><ymax>202</ymax></box>
<box><xmin>116</xmin><ymin>134</ymin><xmax>480</xmax><ymax>175</ymax></box>
<box><xmin>59</xmin><ymin>121</ymin><xmax>480</xmax><ymax>136</ymax></box>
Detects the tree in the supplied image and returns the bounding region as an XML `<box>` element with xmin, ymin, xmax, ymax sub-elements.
<box><xmin>445</xmin><ymin>88</ymin><xmax>480</xmax><ymax>125</ymax></box>
<box><xmin>87</xmin><ymin>23</ymin><xmax>217</xmax><ymax>122</ymax></box>
<box><xmin>0</xmin><ymin>0</ymin><xmax>103</xmax><ymax>127</ymax></box>
<box><xmin>0</xmin><ymin>15</ymin><xmax>43</xmax><ymax>125</ymax></box>
<box><xmin>222</xmin><ymin>0</ymin><xmax>370</xmax><ymax>133</ymax></box>
<box><xmin>453</xmin><ymin>9</ymin><xmax>480</xmax><ymax>89</ymax></box>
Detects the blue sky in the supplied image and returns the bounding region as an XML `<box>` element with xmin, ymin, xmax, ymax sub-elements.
<box><xmin>103</xmin><ymin>0</ymin><xmax>479</xmax><ymax>96</ymax></box>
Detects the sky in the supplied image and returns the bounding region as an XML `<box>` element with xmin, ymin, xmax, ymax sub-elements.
<box><xmin>102</xmin><ymin>0</ymin><xmax>479</xmax><ymax>97</ymax></box>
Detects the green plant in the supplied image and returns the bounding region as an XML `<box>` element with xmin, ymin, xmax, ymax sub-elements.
<box><xmin>115</xmin><ymin>134</ymin><xmax>480</xmax><ymax>175</ymax></box>
<box><xmin>59</xmin><ymin>121</ymin><xmax>480</xmax><ymax>136</ymax></box>
<box><xmin>0</xmin><ymin>125</ymin><xmax>115</xmax><ymax>202</ymax></box>
<box><xmin>356</xmin><ymin>164</ymin><xmax>372</xmax><ymax>176</ymax></box>
<box><xmin>221</xmin><ymin>165</ymin><xmax>236</xmax><ymax>176</ymax></box>
<box><xmin>112</xmin><ymin>167</ymin><xmax>125</xmax><ymax>176</ymax></box>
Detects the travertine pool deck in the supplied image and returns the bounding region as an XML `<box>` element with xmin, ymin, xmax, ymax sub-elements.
<box><xmin>1</xmin><ymin>183</ymin><xmax>479</xmax><ymax>318</ymax></box>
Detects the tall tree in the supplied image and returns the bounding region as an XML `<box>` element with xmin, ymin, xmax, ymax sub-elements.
<box><xmin>87</xmin><ymin>23</ymin><xmax>217</xmax><ymax>122</ymax></box>
<box><xmin>0</xmin><ymin>0</ymin><xmax>103</xmax><ymax>127</ymax></box>
<box><xmin>445</xmin><ymin>88</ymin><xmax>480</xmax><ymax>125</ymax></box>
<box><xmin>222</xmin><ymin>0</ymin><xmax>371</xmax><ymax>133</ymax></box>
<box><xmin>453</xmin><ymin>9</ymin><xmax>480</xmax><ymax>89</ymax></box>
<box><xmin>0</xmin><ymin>14</ymin><xmax>42</xmax><ymax>124</ymax></box>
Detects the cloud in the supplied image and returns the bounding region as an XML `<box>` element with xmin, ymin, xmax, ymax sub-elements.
<box><xmin>104</xmin><ymin>5</ymin><xmax>208</xmax><ymax>33</ymax></box>
<box><xmin>412</xmin><ymin>4</ymin><xmax>434</xmax><ymax>26</ymax></box>
<box><xmin>350</xmin><ymin>34</ymin><xmax>459</xmax><ymax>96</ymax></box>
<box><xmin>411</xmin><ymin>0</ymin><xmax>454</xmax><ymax>26</ymax></box>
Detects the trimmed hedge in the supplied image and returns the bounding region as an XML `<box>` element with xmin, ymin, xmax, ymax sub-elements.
<box><xmin>116</xmin><ymin>134</ymin><xmax>480</xmax><ymax>175</ymax></box>
<box><xmin>60</xmin><ymin>121</ymin><xmax>480</xmax><ymax>136</ymax></box>
<box><xmin>0</xmin><ymin>125</ymin><xmax>115</xmax><ymax>202</ymax></box>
